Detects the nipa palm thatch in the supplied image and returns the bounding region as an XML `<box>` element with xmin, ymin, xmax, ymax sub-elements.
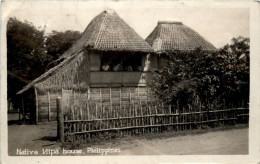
<box><xmin>17</xmin><ymin>9</ymin><xmax>153</xmax><ymax>94</ymax></box>
<box><xmin>17</xmin><ymin>49</ymin><xmax>88</xmax><ymax>94</ymax></box>
<box><xmin>146</xmin><ymin>21</ymin><xmax>216</xmax><ymax>52</ymax></box>
<box><xmin>60</xmin><ymin>9</ymin><xmax>153</xmax><ymax>59</ymax></box>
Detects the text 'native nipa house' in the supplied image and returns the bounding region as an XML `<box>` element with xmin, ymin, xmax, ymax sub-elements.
<box><xmin>17</xmin><ymin>10</ymin><xmax>156</xmax><ymax>123</ymax></box>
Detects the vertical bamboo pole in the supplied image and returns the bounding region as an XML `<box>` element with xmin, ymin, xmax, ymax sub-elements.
<box><xmin>110</xmin><ymin>87</ymin><xmax>112</xmax><ymax>117</ymax></box>
<box><xmin>148</xmin><ymin>106</ymin><xmax>152</xmax><ymax>133</ymax></box>
<box><xmin>95</xmin><ymin>104</ymin><xmax>98</xmax><ymax>119</ymax></box>
<box><xmin>189</xmin><ymin>105</ymin><xmax>192</xmax><ymax>130</ymax></box>
<box><xmin>155</xmin><ymin>105</ymin><xmax>158</xmax><ymax>132</ymax></box>
<box><xmin>176</xmin><ymin>101</ymin><xmax>179</xmax><ymax>131</ymax></box>
<box><xmin>73</xmin><ymin>90</ymin><xmax>75</xmax><ymax>102</ymax></box>
<box><xmin>123</xmin><ymin>106</ymin><xmax>125</xmax><ymax>117</ymax></box>
<box><xmin>119</xmin><ymin>87</ymin><xmax>122</xmax><ymax>111</ymax></box>
<box><xmin>140</xmin><ymin>101</ymin><xmax>144</xmax><ymax>134</ymax></box>
<box><xmin>87</xmin><ymin>101</ymin><xmax>90</xmax><ymax>131</ymax></box>
<box><xmin>113</xmin><ymin>110</ymin><xmax>116</xmax><ymax>128</ymax></box>
<box><xmin>200</xmin><ymin>100</ymin><xmax>202</xmax><ymax>128</ymax></box>
<box><xmin>137</xmin><ymin>86</ymin><xmax>140</xmax><ymax>104</ymax></box>
<box><xmin>169</xmin><ymin>105</ymin><xmax>171</xmax><ymax>130</ymax></box>
<box><xmin>135</xmin><ymin>105</ymin><xmax>137</xmax><ymax>127</ymax></box>
<box><xmin>107</xmin><ymin>107</ymin><xmax>109</xmax><ymax>129</ymax></box>
<box><xmin>79</xmin><ymin>106</ymin><xmax>82</xmax><ymax>132</ymax></box>
<box><xmin>18</xmin><ymin>107</ymin><xmax>21</xmax><ymax>120</ymax></box>
<box><xmin>100</xmin><ymin>88</ymin><xmax>102</xmax><ymax>111</ymax></box>
<box><xmin>129</xmin><ymin>87</ymin><xmax>131</xmax><ymax>104</ymax></box>
<box><xmin>47</xmin><ymin>90</ymin><xmax>51</xmax><ymax>121</ymax></box>
<box><xmin>121</xmin><ymin>106</ymin><xmax>124</xmax><ymax>136</ymax></box>
<box><xmin>21</xmin><ymin>97</ymin><xmax>25</xmax><ymax>123</ymax></box>
<box><xmin>57</xmin><ymin>97</ymin><xmax>64</xmax><ymax>143</ymax></box>
<box><xmin>34</xmin><ymin>88</ymin><xmax>38</xmax><ymax>124</ymax></box>
<box><xmin>147</xmin><ymin>87</ymin><xmax>149</xmax><ymax>102</ymax></box>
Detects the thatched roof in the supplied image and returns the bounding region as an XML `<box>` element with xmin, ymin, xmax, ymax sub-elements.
<box><xmin>146</xmin><ymin>21</ymin><xmax>216</xmax><ymax>52</ymax></box>
<box><xmin>61</xmin><ymin>9</ymin><xmax>153</xmax><ymax>59</ymax></box>
<box><xmin>17</xmin><ymin>10</ymin><xmax>154</xmax><ymax>94</ymax></box>
<box><xmin>17</xmin><ymin>49</ymin><xmax>87</xmax><ymax>94</ymax></box>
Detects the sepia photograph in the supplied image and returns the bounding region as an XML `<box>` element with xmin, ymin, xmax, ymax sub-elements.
<box><xmin>1</xmin><ymin>1</ymin><xmax>260</xmax><ymax>163</ymax></box>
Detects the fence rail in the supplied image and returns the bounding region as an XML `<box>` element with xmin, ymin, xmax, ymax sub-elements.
<box><xmin>56</xmin><ymin>96</ymin><xmax>249</xmax><ymax>143</ymax></box>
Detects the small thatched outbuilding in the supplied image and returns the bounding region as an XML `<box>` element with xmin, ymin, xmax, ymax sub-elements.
<box><xmin>146</xmin><ymin>21</ymin><xmax>216</xmax><ymax>67</ymax></box>
<box><xmin>17</xmin><ymin>10</ymin><xmax>155</xmax><ymax>123</ymax></box>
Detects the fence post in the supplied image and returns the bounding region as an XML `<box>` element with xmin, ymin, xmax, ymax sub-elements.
<box><xmin>57</xmin><ymin>97</ymin><xmax>64</xmax><ymax>143</ymax></box>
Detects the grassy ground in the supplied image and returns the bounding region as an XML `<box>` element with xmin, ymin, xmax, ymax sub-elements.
<box><xmin>8</xmin><ymin>113</ymin><xmax>248</xmax><ymax>156</ymax></box>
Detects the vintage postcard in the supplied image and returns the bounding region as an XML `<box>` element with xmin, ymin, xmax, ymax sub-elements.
<box><xmin>1</xmin><ymin>1</ymin><xmax>260</xmax><ymax>163</ymax></box>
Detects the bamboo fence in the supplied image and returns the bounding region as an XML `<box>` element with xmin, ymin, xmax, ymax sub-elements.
<box><xmin>56</xmin><ymin>98</ymin><xmax>249</xmax><ymax>143</ymax></box>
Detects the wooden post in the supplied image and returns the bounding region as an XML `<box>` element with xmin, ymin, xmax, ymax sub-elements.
<box><xmin>176</xmin><ymin>101</ymin><xmax>179</xmax><ymax>131</ymax></box>
<box><xmin>87</xmin><ymin>101</ymin><xmax>90</xmax><ymax>120</ymax></box>
<box><xmin>100</xmin><ymin>88</ymin><xmax>102</xmax><ymax>109</ymax></box>
<box><xmin>21</xmin><ymin>97</ymin><xmax>25</xmax><ymax>123</ymax></box>
<box><xmin>34</xmin><ymin>88</ymin><xmax>38</xmax><ymax>124</ymax></box>
<box><xmin>95</xmin><ymin>104</ymin><xmax>98</xmax><ymax>119</ymax></box>
<box><xmin>137</xmin><ymin>86</ymin><xmax>140</xmax><ymax>101</ymax></box>
<box><xmin>47</xmin><ymin>91</ymin><xmax>51</xmax><ymax>121</ymax></box>
<box><xmin>57</xmin><ymin>97</ymin><xmax>64</xmax><ymax>143</ymax></box>
<box><xmin>223</xmin><ymin>99</ymin><xmax>225</xmax><ymax>110</ymax></box>
<box><xmin>110</xmin><ymin>87</ymin><xmax>112</xmax><ymax>116</ymax></box>
<box><xmin>18</xmin><ymin>107</ymin><xmax>21</xmax><ymax>120</ymax></box>
<box><xmin>129</xmin><ymin>87</ymin><xmax>131</xmax><ymax>104</ymax></box>
<box><xmin>147</xmin><ymin>87</ymin><xmax>149</xmax><ymax>102</ymax></box>
<box><xmin>119</xmin><ymin>87</ymin><xmax>122</xmax><ymax>110</ymax></box>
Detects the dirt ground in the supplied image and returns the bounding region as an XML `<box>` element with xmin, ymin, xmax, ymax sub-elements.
<box><xmin>8</xmin><ymin>113</ymin><xmax>248</xmax><ymax>156</ymax></box>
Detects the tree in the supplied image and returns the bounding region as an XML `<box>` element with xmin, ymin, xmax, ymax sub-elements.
<box><xmin>45</xmin><ymin>30</ymin><xmax>81</xmax><ymax>60</ymax></box>
<box><xmin>7</xmin><ymin>17</ymin><xmax>82</xmax><ymax>108</ymax></box>
<box><xmin>147</xmin><ymin>36</ymin><xmax>249</xmax><ymax>110</ymax></box>
<box><xmin>147</xmin><ymin>49</ymin><xmax>221</xmax><ymax>109</ymax></box>
<box><xmin>218</xmin><ymin>36</ymin><xmax>250</xmax><ymax>106</ymax></box>
<box><xmin>7</xmin><ymin>17</ymin><xmax>51</xmax><ymax>80</ymax></box>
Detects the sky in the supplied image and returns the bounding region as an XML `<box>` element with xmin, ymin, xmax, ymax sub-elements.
<box><xmin>3</xmin><ymin>1</ymin><xmax>250</xmax><ymax>48</ymax></box>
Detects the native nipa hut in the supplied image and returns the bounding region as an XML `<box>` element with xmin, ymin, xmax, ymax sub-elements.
<box><xmin>16</xmin><ymin>10</ymin><xmax>156</xmax><ymax>123</ymax></box>
<box><xmin>145</xmin><ymin>21</ymin><xmax>216</xmax><ymax>67</ymax></box>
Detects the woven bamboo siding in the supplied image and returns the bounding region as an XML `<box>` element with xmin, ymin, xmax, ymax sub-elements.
<box><xmin>49</xmin><ymin>93</ymin><xmax>61</xmax><ymax>121</ymax></box>
<box><xmin>89</xmin><ymin>86</ymin><xmax>149</xmax><ymax>107</ymax></box>
<box><xmin>37</xmin><ymin>94</ymin><xmax>49</xmax><ymax>122</ymax></box>
<box><xmin>35</xmin><ymin>91</ymin><xmax>61</xmax><ymax>123</ymax></box>
<box><xmin>121</xmin><ymin>87</ymin><xmax>130</xmax><ymax>106</ymax></box>
<box><xmin>111</xmin><ymin>87</ymin><xmax>120</xmax><ymax>106</ymax></box>
<box><xmin>35</xmin><ymin>87</ymin><xmax>149</xmax><ymax>123</ymax></box>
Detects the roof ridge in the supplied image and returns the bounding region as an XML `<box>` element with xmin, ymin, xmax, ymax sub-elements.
<box><xmin>158</xmin><ymin>21</ymin><xmax>183</xmax><ymax>25</ymax></box>
<box><xmin>146</xmin><ymin>22</ymin><xmax>216</xmax><ymax>52</ymax></box>
<box><xmin>158</xmin><ymin>24</ymin><xmax>163</xmax><ymax>40</ymax></box>
<box><xmin>94</xmin><ymin>12</ymin><xmax>108</xmax><ymax>48</ymax></box>
<box><xmin>118</xmin><ymin>15</ymin><xmax>138</xmax><ymax>49</ymax></box>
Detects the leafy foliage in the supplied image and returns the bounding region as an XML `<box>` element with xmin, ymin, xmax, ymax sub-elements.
<box><xmin>7</xmin><ymin>17</ymin><xmax>50</xmax><ymax>80</ymax></box>
<box><xmin>45</xmin><ymin>30</ymin><xmax>81</xmax><ymax>60</ymax></box>
<box><xmin>148</xmin><ymin>36</ymin><xmax>249</xmax><ymax>109</ymax></box>
<box><xmin>7</xmin><ymin>17</ymin><xmax>81</xmax><ymax>102</ymax></box>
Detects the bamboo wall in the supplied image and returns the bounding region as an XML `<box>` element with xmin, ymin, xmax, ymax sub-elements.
<box><xmin>89</xmin><ymin>86</ymin><xmax>151</xmax><ymax>107</ymax></box>
<box><xmin>37</xmin><ymin>90</ymin><xmax>61</xmax><ymax>123</ymax></box>
<box><xmin>35</xmin><ymin>86</ymin><xmax>150</xmax><ymax>123</ymax></box>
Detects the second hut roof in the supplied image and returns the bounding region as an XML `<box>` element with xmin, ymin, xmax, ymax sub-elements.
<box><xmin>145</xmin><ymin>21</ymin><xmax>216</xmax><ymax>52</ymax></box>
<box><xmin>61</xmin><ymin>9</ymin><xmax>153</xmax><ymax>58</ymax></box>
